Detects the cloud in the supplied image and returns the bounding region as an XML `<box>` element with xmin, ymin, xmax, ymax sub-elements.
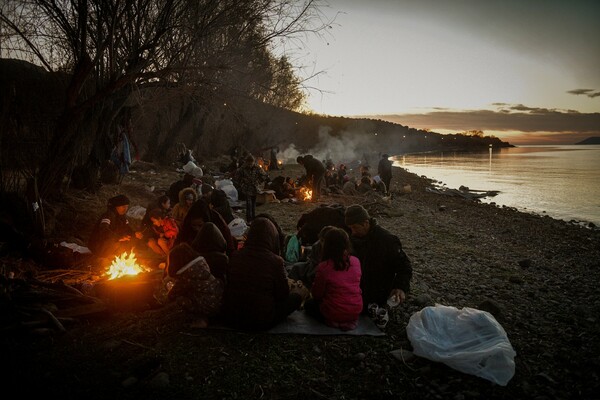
<box><xmin>373</xmin><ymin>104</ymin><xmax>600</xmax><ymax>134</ymax></box>
<box><xmin>567</xmin><ymin>88</ymin><xmax>600</xmax><ymax>98</ymax></box>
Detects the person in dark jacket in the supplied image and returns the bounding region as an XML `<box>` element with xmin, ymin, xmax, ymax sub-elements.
<box><xmin>344</xmin><ymin>204</ymin><xmax>412</xmax><ymax>311</ymax></box>
<box><xmin>191</xmin><ymin>222</ymin><xmax>229</xmax><ymax>283</ymax></box>
<box><xmin>296</xmin><ymin>155</ymin><xmax>326</xmax><ymax>202</ymax></box>
<box><xmin>168</xmin><ymin>173</ymin><xmax>195</xmax><ymax>205</ymax></box>
<box><xmin>377</xmin><ymin>154</ymin><xmax>393</xmax><ymax>195</ymax></box>
<box><xmin>88</xmin><ymin>194</ymin><xmax>139</xmax><ymax>259</ymax></box>
<box><xmin>221</xmin><ymin>217</ymin><xmax>304</xmax><ymax>331</ymax></box>
<box><xmin>209</xmin><ymin>189</ymin><xmax>235</xmax><ymax>224</ymax></box>
<box><xmin>176</xmin><ymin>198</ymin><xmax>235</xmax><ymax>255</ymax></box>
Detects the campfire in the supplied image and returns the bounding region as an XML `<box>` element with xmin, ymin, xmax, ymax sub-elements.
<box><xmin>104</xmin><ymin>250</ymin><xmax>150</xmax><ymax>280</ymax></box>
<box><xmin>94</xmin><ymin>250</ymin><xmax>162</xmax><ymax>311</ymax></box>
<box><xmin>299</xmin><ymin>187</ymin><xmax>313</xmax><ymax>201</ymax></box>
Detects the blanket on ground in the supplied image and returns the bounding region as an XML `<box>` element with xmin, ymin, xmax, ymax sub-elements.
<box><xmin>210</xmin><ymin>310</ymin><xmax>385</xmax><ymax>336</ymax></box>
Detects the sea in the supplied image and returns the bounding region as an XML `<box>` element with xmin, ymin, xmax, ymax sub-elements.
<box><xmin>393</xmin><ymin>145</ymin><xmax>600</xmax><ymax>227</ymax></box>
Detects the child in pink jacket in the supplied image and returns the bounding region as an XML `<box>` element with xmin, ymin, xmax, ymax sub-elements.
<box><xmin>304</xmin><ymin>227</ymin><xmax>363</xmax><ymax>331</ymax></box>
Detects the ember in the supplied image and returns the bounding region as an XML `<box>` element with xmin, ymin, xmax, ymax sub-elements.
<box><xmin>105</xmin><ymin>250</ymin><xmax>149</xmax><ymax>280</ymax></box>
<box><xmin>299</xmin><ymin>187</ymin><xmax>312</xmax><ymax>201</ymax></box>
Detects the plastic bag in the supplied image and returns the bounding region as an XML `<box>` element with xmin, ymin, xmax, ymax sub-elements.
<box><xmin>406</xmin><ymin>304</ymin><xmax>516</xmax><ymax>386</ymax></box>
<box><xmin>285</xmin><ymin>234</ymin><xmax>300</xmax><ymax>263</ymax></box>
<box><xmin>215</xmin><ymin>179</ymin><xmax>238</xmax><ymax>202</ymax></box>
<box><xmin>228</xmin><ymin>218</ymin><xmax>248</xmax><ymax>237</ymax></box>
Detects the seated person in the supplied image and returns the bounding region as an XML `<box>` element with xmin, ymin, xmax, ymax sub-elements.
<box><xmin>164</xmin><ymin>243</ymin><xmax>224</xmax><ymax>328</ymax></box>
<box><xmin>141</xmin><ymin>194</ymin><xmax>171</xmax><ymax>233</ymax></box>
<box><xmin>177</xmin><ymin>198</ymin><xmax>235</xmax><ymax>255</ymax></box>
<box><xmin>88</xmin><ymin>194</ymin><xmax>142</xmax><ymax>262</ymax></box>
<box><xmin>172</xmin><ymin>187</ymin><xmax>197</xmax><ymax>228</ymax></box>
<box><xmin>286</xmin><ymin>225</ymin><xmax>335</xmax><ymax>289</ymax></box>
<box><xmin>356</xmin><ymin>176</ymin><xmax>374</xmax><ymax>194</ymax></box>
<box><xmin>372</xmin><ymin>175</ymin><xmax>387</xmax><ymax>194</ymax></box>
<box><xmin>304</xmin><ymin>227</ymin><xmax>363</xmax><ymax>331</ymax></box>
<box><xmin>191</xmin><ymin>222</ymin><xmax>229</xmax><ymax>283</ymax></box>
<box><xmin>168</xmin><ymin>173</ymin><xmax>194</xmax><ymax>205</ymax></box>
<box><xmin>209</xmin><ymin>189</ymin><xmax>235</xmax><ymax>224</ymax></box>
<box><xmin>143</xmin><ymin>208</ymin><xmax>179</xmax><ymax>258</ymax></box>
<box><xmin>220</xmin><ymin>217</ymin><xmax>307</xmax><ymax>331</ymax></box>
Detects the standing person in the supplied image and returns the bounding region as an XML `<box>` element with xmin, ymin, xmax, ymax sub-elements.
<box><xmin>304</xmin><ymin>228</ymin><xmax>363</xmax><ymax>331</ymax></box>
<box><xmin>234</xmin><ymin>154</ymin><xmax>269</xmax><ymax>223</ymax></box>
<box><xmin>296</xmin><ymin>155</ymin><xmax>326</xmax><ymax>202</ymax></box>
<box><xmin>88</xmin><ymin>194</ymin><xmax>141</xmax><ymax>260</ymax></box>
<box><xmin>344</xmin><ymin>204</ymin><xmax>412</xmax><ymax>310</ymax></box>
<box><xmin>221</xmin><ymin>217</ymin><xmax>305</xmax><ymax>331</ymax></box>
<box><xmin>378</xmin><ymin>154</ymin><xmax>393</xmax><ymax>195</ymax></box>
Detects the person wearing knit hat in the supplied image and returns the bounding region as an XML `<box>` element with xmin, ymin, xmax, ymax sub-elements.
<box><xmin>344</xmin><ymin>204</ymin><xmax>412</xmax><ymax>312</ymax></box>
<box><xmin>88</xmin><ymin>194</ymin><xmax>140</xmax><ymax>261</ymax></box>
<box><xmin>164</xmin><ymin>243</ymin><xmax>224</xmax><ymax>327</ymax></box>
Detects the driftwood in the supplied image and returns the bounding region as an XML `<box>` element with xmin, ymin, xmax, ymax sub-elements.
<box><xmin>425</xmin><ymin>186</ymin><xmax>499</xmax><ymax>200</ymax></box>
<box><xmin>1</xmin><ymin>271</ymin><xmax>108</xmax><ymax>335</ymax></box>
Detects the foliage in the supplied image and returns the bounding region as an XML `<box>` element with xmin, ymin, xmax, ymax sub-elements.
<box><xmin>0</xmin><ymin>0</ymin><xmax>329</xmax><ymax>199</ymax></box>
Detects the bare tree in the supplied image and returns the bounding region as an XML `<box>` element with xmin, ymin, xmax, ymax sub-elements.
<box><xmin>0</xmin><ymin>0</ymin><xmax>332</xmax><ymax>199</ymax></box>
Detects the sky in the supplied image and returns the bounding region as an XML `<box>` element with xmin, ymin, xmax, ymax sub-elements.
<box><xmin>286</xmin><ymin>0</ymin><xmax>600</xmax><ymax>145</ymax></box>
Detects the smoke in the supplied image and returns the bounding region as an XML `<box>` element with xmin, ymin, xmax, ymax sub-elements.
<box><xmin>278</xmin><ymin>125</ymin><xmax>380</xmax><ymax>165</ymax></box>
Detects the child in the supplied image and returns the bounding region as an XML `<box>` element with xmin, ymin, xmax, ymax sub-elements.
<box><xmin>304</xmin><ymin>227</ymin><xmax>363</xmax><ymax>331</ymax></box>
<box><xmin>146</xmin><ymin>208</ymin><xmax>179</xmax><ymax>258</ymax></box>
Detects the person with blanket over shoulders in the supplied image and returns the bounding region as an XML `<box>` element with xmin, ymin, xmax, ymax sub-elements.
<box><xmin>344</xmin><ymin>204</ymin><xmax>412</xmax><ymax>311</ymax></box>
<box><xmin>165</xmin><ymin>243</ymin><xmax>224</xmax><ymax>328</ymax></box>
<box><xmin>221</xmin><ymin>217</ymin><xmax>306</xmax><ymax>331</ymax></box>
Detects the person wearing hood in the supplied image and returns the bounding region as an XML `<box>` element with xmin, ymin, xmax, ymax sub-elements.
<box><xmin>177</xmin><ymin>198</ymin><xmax>235</xmax><ymax>255</ymax></box>
<box><xmin>88</xmin><ymin>194</ymin><xmax>141</xmax><ymax>259</ymax></box>
<box><xmin>221</xmin><ymin>217</ymin><xmax>306</xmax><ymax>331</ymax></box>
<box><xmin>165</xmin><ymin>243</ymin><xmax>224</xmax><ymax>328</ymax></box>
<box><xmin>172</xmin><ymin>187</ymin><xmax>197</xmax><ymax>229</ymax></box>
<box><xmin>192</xmin><ymin>222</ymin><xmax>229</xmax><ymax>283</ymax></box>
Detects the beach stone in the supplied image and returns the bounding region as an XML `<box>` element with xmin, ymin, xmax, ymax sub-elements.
<box><xmin>518</xmin><ymin>258</ymin><xmax>533</xmax><ymax>268</ymax></box>
<box><xmin>414</xmin><ymin>294</ymin><xmax>433</xmax><ymax>307</ymax></box>
<box><xmin>149</xmin><ymin>372</ymin><xmax>170</xmax><ymax>388</ymax></box>
<box><xmin>477</xmin><ymin>299</ymin><xmax>503</xmax><ymax>319</ymax></box>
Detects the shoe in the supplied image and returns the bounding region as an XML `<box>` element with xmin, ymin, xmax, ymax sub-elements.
<box><xmin>375</xmin><ymin>308</ymin><xmax>389</xmax><ymax>329</ymax></box>
<box><xmin>367</xmin><ymin>303</ymin><xmax>379</xmax><ymax>319</ymax></box>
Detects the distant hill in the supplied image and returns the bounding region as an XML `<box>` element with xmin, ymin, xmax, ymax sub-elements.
<box><xmin>576</xmin><ymin>137</ymin><xmax>600</xmax><ymax>145</ymax></box>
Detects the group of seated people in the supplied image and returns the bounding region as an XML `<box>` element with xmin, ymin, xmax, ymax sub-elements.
<box><xmin>88</xmin><ymin>184</ymin><xmax>412</xmax><ymax>332</ymax></box>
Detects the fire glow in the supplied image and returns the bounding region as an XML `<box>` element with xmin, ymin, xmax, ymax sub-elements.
<box><xmin>105</xmin><ymin>250</ymin><xmax>149</xmax><ymax>280</ymax></box>
<box><xmin>299</xmin><ymin>187</ymin><xmax>312</xmax><ymax>201</ymax></box>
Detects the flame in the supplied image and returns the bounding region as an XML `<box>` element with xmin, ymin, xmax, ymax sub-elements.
<box><xmin>277</xmin><ymin>160</ymin><xmax>283</xmax><ymax>166</ymax></box>
<box><xmin>299</xmin><ymin>186</ymin><xmax>312</xmax><ymax>201</ymax></box>
<box><xmin>105</xmin><ymin>250</ymin><xmax>149</xmax><ymax>280</ymax></box>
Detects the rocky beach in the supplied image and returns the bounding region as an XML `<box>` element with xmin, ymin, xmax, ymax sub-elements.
<box><xmin>2</xmin><ymin>159</ymin><xmax>599</xmax><ymax>400</ymax></box>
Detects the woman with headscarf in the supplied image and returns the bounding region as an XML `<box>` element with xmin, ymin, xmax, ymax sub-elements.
<box><xmin>221</xmin><ymin>217</ymin><xmax>304</xmax><ymax>331</ymax></box>
<box><xmin>192</xmin><ymin>222</ymin><xmax>228</xmax><ymax>283</ymax></box>
<box><xmin>177</xmin><ymin>198</ymin><xmax>235</xmax><ymax>255</ymax></box>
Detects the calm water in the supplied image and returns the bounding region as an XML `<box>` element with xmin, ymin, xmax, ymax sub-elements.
<box><xmin>394</xmin><ymin>145</ymin><xmax>600</xmax><ymax>226</ymax></box>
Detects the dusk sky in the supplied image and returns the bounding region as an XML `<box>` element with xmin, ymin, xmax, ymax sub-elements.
<box><xmin>289</xmin><ymin>0</ymin><xmax>600</xmax><ymax>145</ymax></box>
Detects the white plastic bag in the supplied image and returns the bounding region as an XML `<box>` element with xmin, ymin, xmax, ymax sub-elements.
<box><xmin>215</xmin><ymin>179</ymin><xmax>238</xmax><ymax>202</ymax></box>
<box><xmin>228</xmin><ymin>217</ymin><xmax>248</xmax><ymax>237</ymax></box>
<box><xmin>406</xmin><ymin>304</ymin><xmax>516</xmax><ymax>386</ymax></box>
